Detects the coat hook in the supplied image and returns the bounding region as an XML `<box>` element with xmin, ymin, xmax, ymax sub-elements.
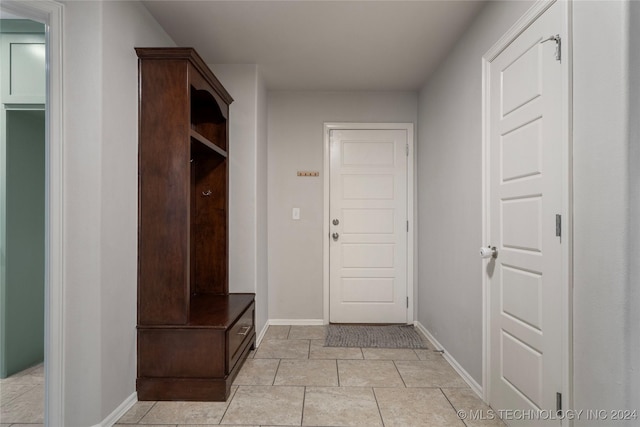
<box><xmin>202</xmin><ymin>190</ymin><xmax>212</xmax><ymax>196</ymax></box>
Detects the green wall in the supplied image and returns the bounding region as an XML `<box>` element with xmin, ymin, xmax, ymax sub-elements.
<box><xmin>1</xmin><ymin>110</ymin><xmax>45</xmax><ymax>377</ymax></box>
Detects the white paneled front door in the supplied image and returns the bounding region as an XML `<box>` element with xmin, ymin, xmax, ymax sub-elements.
<box><xmin>329</xmin><ymin>129</ymin><xmax>408</xmax><ymax>323</ymax></box>
<box><xmin>486</xmin><ymin>2</ymin><xmax>565</xmax><ymax>425</ymax></box>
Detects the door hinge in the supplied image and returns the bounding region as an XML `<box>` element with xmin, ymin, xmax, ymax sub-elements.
<box><xmin>556</xmin><ymin>392</ymin><xmax>562</xmax><ymax>415</ymax></box>
<box><xmin>541</xmin><ymin>34</ymin><xmax>561</xmax><ymax>61</ymax></box>
<box><xmin>406</xmin><ymin>143</ymin><xmax>409</xmax><ymax>156</ymax></box>
<box><xmin>556</xmin><ymin>214</ymin><xmax>561</xmax><ymax>237</ymax></box>
<box><xmin>407</xmin><ymin>297</ymin><xmax>409</xmax><ymax>308</ymax></box>
<box><xmin>407</xmin><ymin>220</ymin><xmax>409</xmax><ymax>232</ymax></box>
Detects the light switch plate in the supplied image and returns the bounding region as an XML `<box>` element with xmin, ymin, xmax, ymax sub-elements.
<box><xmin>292</xmin><ymin>207</ymin><xmax>300</xmax><ymax>220</ymax></box>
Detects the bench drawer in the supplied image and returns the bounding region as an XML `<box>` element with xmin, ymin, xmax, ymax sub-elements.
<box><xmin>227</xmin><ymin>302</ymin><xmax>254</xmax><ymax>373</ymax></box>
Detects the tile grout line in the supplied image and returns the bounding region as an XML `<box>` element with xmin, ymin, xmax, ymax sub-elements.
<box><xmin>300</xmin><ymin>385</ymin><xmax>307</xmax><ymax>426</ymax></box>
<box><xmin>439</xmin><ymin>387</ymin><xmax>469</xmax><ymax>427</ymax></box>
<box><xmin>392</xmin><ymin>360</ymin><xmax>408</xmax><ymax>388</ymax></box>
<box><xmin>272</xmin><ymin>359</ymin><xmax>283</xmax><ymax>386</ymax></box>
<box><xmin>372</xmin><ymin>387</ymin><xmax>386</xmax><ymax>427</ymax></box>
<box><xmin>216</xmin><ymin>383</ymin><xmax>239</xmax><ymax>425</ymax></box>
<box><xmin>136</xmin><ymin>400</ymin><xmax>157</xmax><ymax>424</ymax></box>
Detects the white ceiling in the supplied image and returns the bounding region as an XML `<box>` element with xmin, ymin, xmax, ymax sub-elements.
<box><xmin>142</xmin><ymin>1</ymin><xmax>485</xmax><ymax>91</ymax></box>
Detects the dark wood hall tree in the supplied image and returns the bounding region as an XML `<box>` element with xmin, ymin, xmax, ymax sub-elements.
<box><xmin>135</xmin><ymin>47</ymin><xmax>255</xmax><ymax>401</ymax></box>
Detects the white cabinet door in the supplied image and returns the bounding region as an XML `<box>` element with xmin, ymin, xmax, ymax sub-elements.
<box><xmin>1</xmin><ymin>34</ymin><xmax>46</xmax><ymax>104</ymax></box>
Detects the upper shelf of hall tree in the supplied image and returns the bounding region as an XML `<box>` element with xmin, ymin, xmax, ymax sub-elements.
<box><xmin>135</xmin><ymin>47</ymin><xmax>233</xmax><ymax>155</ymax></box>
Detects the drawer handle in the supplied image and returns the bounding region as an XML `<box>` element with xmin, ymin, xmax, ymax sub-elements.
<box><xmin>238</xmin><ymin>326</ymin><xmax>251</xmax><ymax>336</ymax></box>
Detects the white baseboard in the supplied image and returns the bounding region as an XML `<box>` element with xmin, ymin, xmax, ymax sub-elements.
<box><xmin>414</xmin><ymin>321</ymin><xmax>484</xmax><ymax>399</ymax></box>
<box><xmin>256</xmin><ymin>321</ymin><xmax>269</xmax><ymax>347</ymax></box>
<box><xmin>268</xmin><ymin>319</ymin><xmax>324</xmax><ymax>326</ymax></box>
<box><xmin>95</xmin><ymin>391</ymin><xmax>137</xmax><ymax>427</ymax></box>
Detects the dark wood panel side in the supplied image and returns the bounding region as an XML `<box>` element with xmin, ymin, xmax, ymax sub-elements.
<box><xmin>190</xmin><ymin>160</ymin><xmax>197</xmax><ymax>300</ymax></box>
<box><xmin>193</xmin><ymin>159</ymin><xmax>227</xmax><ymax>294</ymax></box>
<box><xmin>138</xmin><ymin>59</ymin><xmax>191</xmax><ymax>325</ymax></box>
<box><xmin>137</xmin><ymin>377</ymin><xmax>230</xmax><ymax>402</ymax></box>
<box><xmin>196</xmin><ymin>155</ymin><xmax>226</xmax><ymax>210</ymax></box>
<box><xmin>138</xmin><ymin>328</ymin><xmax>225</xmax><ymax>378</ymax></box>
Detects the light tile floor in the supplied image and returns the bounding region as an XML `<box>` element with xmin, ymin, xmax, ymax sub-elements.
<box><xmin>115</xmin><ymin>325</ymin><xmax>505</xmax><ymax>427</ymax></box>
<box><xmin>0</xmin><ymin>326</ymin><xmax>504</xmax><ymax>426</ymax></box>
<box><xmin>0</xmin><ymin>362</ymin><xmax>45</xmax><ymax>427</ymax></box>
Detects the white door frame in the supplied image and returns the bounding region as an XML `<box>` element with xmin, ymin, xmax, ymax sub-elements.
<box><xmin>323</xmin><ymin>122</ymin><xmax>415</xmax><ymax>324</ymax></box>
<box><xmin>1</xmin><ymin>1</ymin><xmax>65</xmax><ymax>425</ymax></box>
<box><xmin>481</xmin><ymin>0</ymin><xmax>573</xmax><ymax>418</ymax></box>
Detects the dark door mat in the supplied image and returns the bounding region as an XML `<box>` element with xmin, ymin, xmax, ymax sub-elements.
<box><xmin>325</xmin><ymin>324</ymin><xmax>428</xmax><ymax>349</ymax></box>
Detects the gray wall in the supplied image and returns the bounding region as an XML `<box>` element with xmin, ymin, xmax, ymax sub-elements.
<box><xmin>256</xmin><ymin>71</ymin><xmax>269</xmax><ymax>335</ymax></box>
<box><xmin>572</xmin><ymin>0</ymin><xmax>640</xmax><ymax>418</ymax></box>
<box><xmin>417</xmin><ymin>0</ymin><xmax>640</xmax><ymax>414</ymax></box>
<box><xmin>267</xmin><ymin>91</ymin><xmax>417</xmax><ymax>320</ymax></box>
<box><xmin>63</xmin><ymin>4</ymin><xmax>103</xmax><ymax>420</ymax></box>
<box><xmin>210</xmin><ymin>64</ymin><xmax>259</xmax><ymax>298</ymax></box>
<box><xmin>210</xmin><ymin>64</ymin><xmax>270</xmax><ymax>336</ymax></box>
<box><xmin>63</xmin><ymin>1</ymin><xmax>175</xmax><ymax>424</ymax></box>
<box><xmin>627</xmin><ymin>0</ymin><xmax>640</xmax><ymax>411</ymax></box>
<box><xmin>416</xmin><ymin>0</ymin><xmax>534</xmax><ymax>385</ymax></box>
<box><xmin>3</xmin><ymin>110</ymin><xmax>45</xmax><ymax>377</ymax></box>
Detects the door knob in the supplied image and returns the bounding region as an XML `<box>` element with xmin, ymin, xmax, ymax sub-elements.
<box><xmin>332</xmin><ymin>219</ymin><xmax>339</xmax><ymax>226</ymax></box>
<box><xmin>480</xmin><ymin>246</ymin><xmax>498</xmax><ymax>259</ymax></box>
<box><xmin>332</xmin><ymin>232</ymin><xmax>339</xmax><ymax>241</ymax></box>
